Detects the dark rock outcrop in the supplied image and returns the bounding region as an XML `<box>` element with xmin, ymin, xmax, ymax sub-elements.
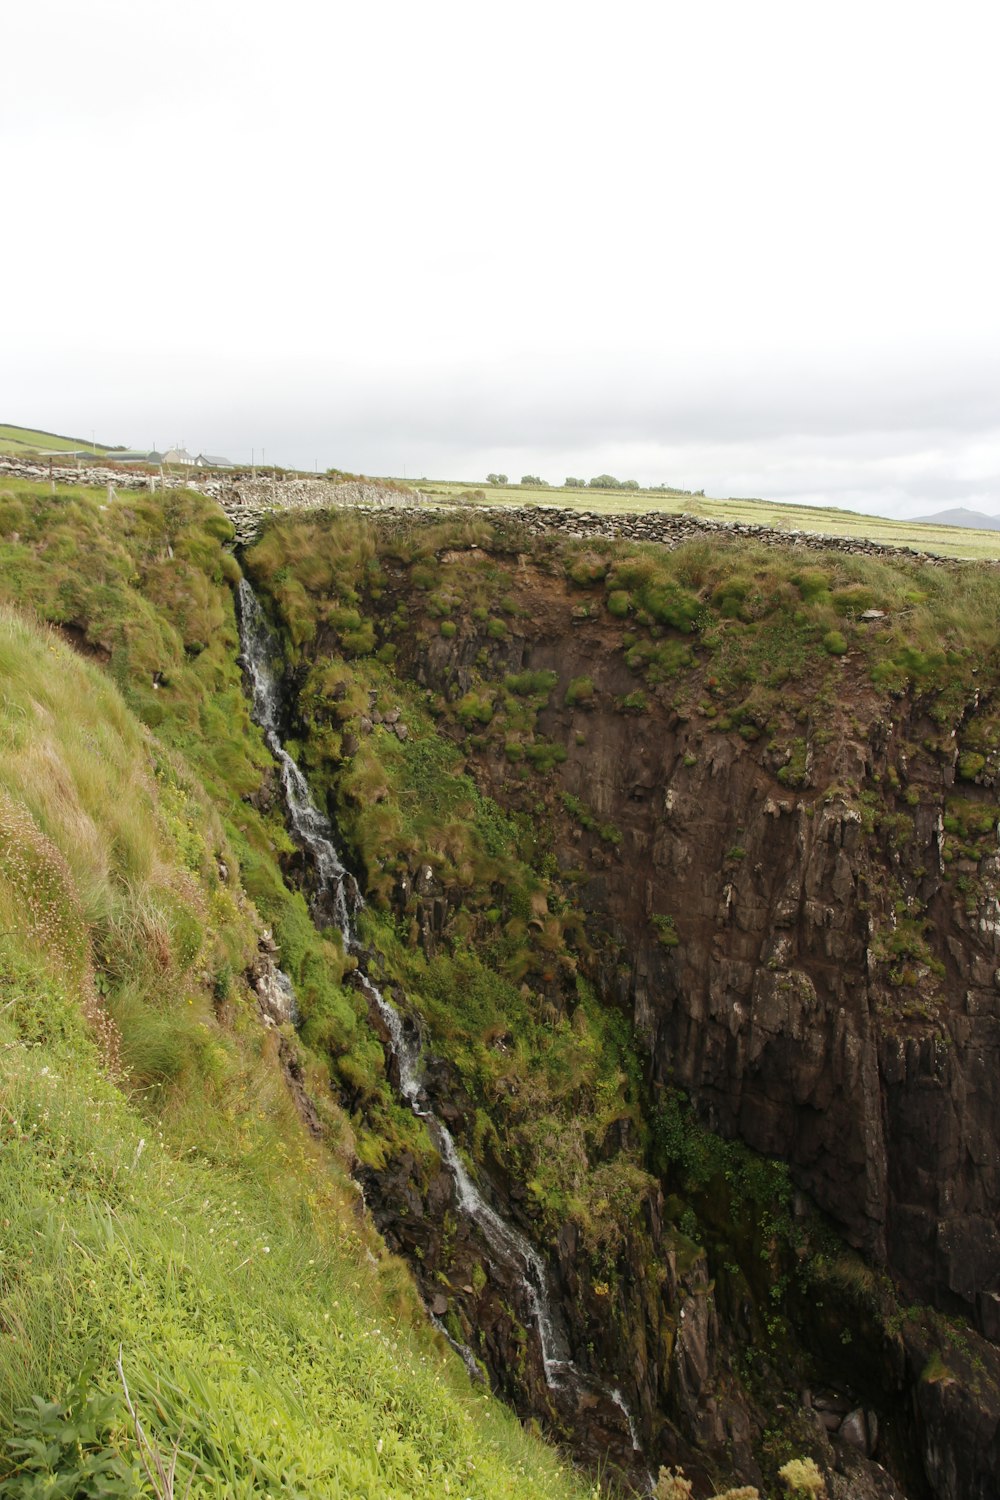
<box><xmin>388</xmin><ymin>560</ymin><xmax>1000</xmax><ymax>1334</ymax></box>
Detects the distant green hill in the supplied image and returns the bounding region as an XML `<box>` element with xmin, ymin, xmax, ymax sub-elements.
<box><xmin>0</xmin><ymin>422</ymin><xmax>117</xmax><ymax>456</ymax></box>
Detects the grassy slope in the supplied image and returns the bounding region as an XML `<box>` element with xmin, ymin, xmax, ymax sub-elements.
<box><xmin>411</xmin><ymin>479</ymin><xmax>1000</xmax><ymax>561</ymax></box>
<box><xmin>0</xmin><ymin>424</ymin><xmax>114</xmax><ymax>456</ymax></box>
<box><xmin>0</xmin><ymin>483</ymin><xmax>590</xmax><ymax>1498</ymax></box>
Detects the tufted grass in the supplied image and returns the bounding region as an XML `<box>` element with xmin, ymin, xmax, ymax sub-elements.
<box><xmin>0</xmin><ymin>608</ymin><xmax>593</xmax><ymax>1497</ymax></box>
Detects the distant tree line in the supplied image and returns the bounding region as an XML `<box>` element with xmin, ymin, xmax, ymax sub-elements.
<box><xmin>485</xmin><ymin>473</ymin><xmax>553</xmax><ymax>487</ymax></box>
<box><xmin>587</xmin><ymin>474</ymin><xmax>641</xmax><ymax>490</ymax></box>
<box><xmin>487</xmin><ymin>472</ymin><xmax>706</xmax><ymax>495</ymax></box>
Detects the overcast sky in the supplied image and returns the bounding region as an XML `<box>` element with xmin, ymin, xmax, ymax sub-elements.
<box><xmin>4</xmin><ymin>0</ymin><xmax>999</xmax><ymax>515</ymax></box>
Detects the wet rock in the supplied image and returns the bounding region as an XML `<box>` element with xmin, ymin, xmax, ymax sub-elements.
<box><xmin>839</xmin><ymin>1406</ymin><xmax>874</xmax><ymax>1454</ymax></box>
<box><xmin>245</xmin><ymin>766</ymin><xmax>278</xmax><ymax>813</ymax></box>
<box><xmin>979</xmin><ymin>1290</ymin><xmax>1000</xmax><ymax>1343</ymax></box>
<box><xmin>828</xmin><ymin>1445</ymin><xmax>908</xmax><ymax>1500</ymax></box>
<box><xmin>277</xmin><ymin>1035</ymin><xmax>322</xmax><ymax>1138</ymax></box>
<box><xmin>250</xmin><ymin>954</ymin><xmax>298</xmax><ymax>1025</ymax></box>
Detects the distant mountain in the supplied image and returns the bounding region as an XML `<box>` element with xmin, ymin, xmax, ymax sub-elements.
<box><xmin>912</xmin><ymin>507</ymin><xmax>1000</xmax><ymax>531</ymax></box>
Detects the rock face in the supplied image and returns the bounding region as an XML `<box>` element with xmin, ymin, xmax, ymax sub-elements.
<box><xmin>398</xmin><ymin>567</ymin><xmax>1000</xmax><ymax>1494</ymax></box>
<box><xmin>384</xmin><ymin>553</ymin><xmax>1000</xmax><ymax>1335</ymax></box>
<box><xmin>249</xmin><ymin>514</ymin><xmax>1000</xmax><ymax>1496</ymax></box>
<box><xmin>250</xmin><ymin>949</ymin><xmax>299</xmax><ymax>1026</ymax></box>
<box><xmin>357</xmin><ymin>1045</ymin><xmax>758</xmax><ymax>1490</ymax></box>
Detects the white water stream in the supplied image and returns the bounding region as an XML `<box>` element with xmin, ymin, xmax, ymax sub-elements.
<box><xmin>239</xmin><ymin>580</ymin><xmax>357</xmax><ymax>935</ymax></box>
<box><xmin>237</xmin><ymin>579</ymin><xmax>646</xmax><ymax>1470</ymax></box>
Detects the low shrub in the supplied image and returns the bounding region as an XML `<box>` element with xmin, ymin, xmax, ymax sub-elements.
<box><xmin>565</xmin><ymin>676</ymin><xmax>595</xmax><ymax>707</ymax></box>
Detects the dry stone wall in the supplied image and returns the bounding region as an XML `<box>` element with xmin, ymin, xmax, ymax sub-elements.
<box><xmin>217</xmin><ymin>476</ymin><xmax>424</xmax><ymax>544</ymax></box>
<box><xmin>379</xmin><ymin>501</ymin><xmax>965</xmax><ymax>566</ymax></box>
<box><xmin>0</xmin><ymin>456</ymin><xmax>975</xmax><ymax>565</ymax></box>
<box><xmin>221</xmin><ymin>482</ymin><xmax>969</xmax><ymax>566</ymax></box>
<box><xmin>0</xmin><ymin>455</ymin><xmax>165</xmax><ymax>491</ymax></box>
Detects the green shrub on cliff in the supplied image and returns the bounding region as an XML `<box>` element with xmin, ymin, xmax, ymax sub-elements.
<box><xmin>564</xmin><ymin>674</ymin><xmax>595</xmax><ymax>706</ymax></box>
<box><xmin>505</xmin><ymin>668</ymin><xmax>558</xmax><ymax>698</ymax></box>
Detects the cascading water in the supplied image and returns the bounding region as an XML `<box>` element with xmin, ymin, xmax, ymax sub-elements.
<box><xmin>238</xmin><ymin>580</ymin><xmax>357</xmax><ymax>935</ymax></box>
<box><xmin>237</xmin><ymin>578</ymin><xmax>650</xmax><ymax>1485</ymax></box>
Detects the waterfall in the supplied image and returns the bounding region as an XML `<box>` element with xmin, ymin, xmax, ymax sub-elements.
<box><xmin>236</xmin><ymin>577</ymin><xmax>650</xmax><ymax>1483</ymax></box>
<box><xmin>238</xmin><ymin>580</ymin><xmax>358</xmax><ymax>935</ymax></box>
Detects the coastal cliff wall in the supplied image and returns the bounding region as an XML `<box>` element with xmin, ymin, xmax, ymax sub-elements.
<box><xmin>242</xmin><ymin>507</ymin><xmax>1000</xmax><ymax>1495</ymax></box>
<box><xmin>394</xmin><ymin>545</ymin><xmax>1000</xmax><ymax>1326</ymax></box>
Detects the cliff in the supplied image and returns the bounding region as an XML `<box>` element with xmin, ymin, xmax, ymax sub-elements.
<box><xmin>244</xmin><ymin>506</ymin><xmax>1000</xmax><ymax>1496</ymax></box>
<box><xmin>402</xmin><ymin>552</ymin><xmax>1000</xmax><ymax>1325</ymax></box>
<box><xmin>3</xmin><ymin>472</ymin><xmax>999</xmax><ymax>1496</ymax></box>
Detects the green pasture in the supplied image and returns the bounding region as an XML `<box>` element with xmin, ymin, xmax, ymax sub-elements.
<box><xmin>409</xmin><ymin>480</ymin><xmax>1000</xmax><ymax>562</ymax></box>
<box><xmin>0</xmin><ymin>423</ymin><xmax>112</xmax><ymax>457</ymax></box>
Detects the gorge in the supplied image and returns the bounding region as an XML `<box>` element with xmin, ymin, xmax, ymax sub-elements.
<box><xmin>237</xmin><ymin>576</ymin><xmax>651</xmax><ymax>1483</ymax></box>
<box><xmin>240</xmin><ymin>504</ymin><xmax>1000</xmax><ymax>1497</ymax></box>
<box><xmin>1</xmin><ymin>476</ymin><xmax>999</xmax><ymax>1499</ymax></box>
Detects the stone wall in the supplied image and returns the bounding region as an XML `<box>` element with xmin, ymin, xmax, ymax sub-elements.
<box><xmin>224</xmin><ymin>483</ymin><xmax>969</xmax><ymax>566</ymax></box>
<box><xmin>0</xmin><ymin>455</ymin><xmax>165</xmax><ymax>491</ymax></box>
<box><xmin>374</xmin><ymin>501</ymin><xmax>966</xmax><ymax>566</ymax></box>
<box><xmin>0</xmin><ymin>455</ymin><xmax>975</xmax><ymax>566</ymax></box>
<box><xmin>216</xmin><ymin>476</ymin><xmax>424</xmax><ymax>544</ymax></box>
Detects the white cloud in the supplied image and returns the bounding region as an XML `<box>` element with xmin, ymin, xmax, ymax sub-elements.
<box><xmin>3</xmin><ymin>0</ymin><xmax>999</xmax><ymax>514</ymax></box>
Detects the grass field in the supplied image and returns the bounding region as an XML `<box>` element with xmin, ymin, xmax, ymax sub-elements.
<box><xmin>409</xmin><ymin>479</ymin><xmax>1000</xmax><ymax>562</ymax></box>
<box><xmin>0</xmin><ymin>423</ymin><xmax>113</xmax><ymax>457</ymax></box>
